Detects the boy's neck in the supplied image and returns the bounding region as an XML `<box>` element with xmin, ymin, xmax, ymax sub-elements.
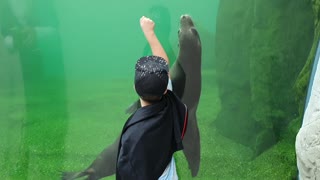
<box><xmin>140</xmin><ymin>99</ymin><xmax>152</xmax><ymax>107</ymax></box>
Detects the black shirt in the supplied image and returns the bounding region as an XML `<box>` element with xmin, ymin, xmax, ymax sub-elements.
<box><xmin>116</xmin><ymin>90</ymin><xmax>188</xmax><ymax>180</ymax></box>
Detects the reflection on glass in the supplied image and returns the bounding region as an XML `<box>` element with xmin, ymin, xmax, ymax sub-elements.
<box><xmin>0</xmin><ymin>0</ymin><xmax>68</xmax><ymax>178</ymax></box>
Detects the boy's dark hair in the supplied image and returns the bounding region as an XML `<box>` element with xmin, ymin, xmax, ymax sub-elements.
<box><xmin>134</xmin><ymin>56</ymin><xmax>169</xmax><ymax>102</ymax></box>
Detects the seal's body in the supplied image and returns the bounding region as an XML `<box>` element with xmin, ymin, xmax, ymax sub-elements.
<box><xmin>61</xmin><ymin>14</ymin><xmax>202</xmax><ymax>180</ymax></box>
<box><xmin>173</xmin><ymin>15</ymin><xmax>201</xmax><ymax>177</ymax></box>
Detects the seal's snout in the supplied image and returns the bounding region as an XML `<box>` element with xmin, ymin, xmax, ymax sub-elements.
<box><xmin>180</xmin><ymin>14</ymin><xmax>194</xmax><ymax>27</ymax></box>
<box><xmin>180</xmin><ymin>14</ymin><xmax>190</xmax><ymax>20</ymax></box>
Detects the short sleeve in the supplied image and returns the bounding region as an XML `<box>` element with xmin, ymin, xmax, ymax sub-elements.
<box><xmin>167</xmin><ymin>79</ymin><xmax>173</xmax><ymax>91</ymax></box>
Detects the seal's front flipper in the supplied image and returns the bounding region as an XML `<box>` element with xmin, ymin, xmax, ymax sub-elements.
<box><xmin>61</xmin><ymin>137</ymin><xmax>120</xmax><ymax>180</ymax></box>
<box><xmin>170</xmin><ymin>61</ymin><xmax>186</xmax><ymax>99</ymax></box>
<box><xmin>60</xmin><ymin>171</ymin><xmax>88</xmax><ymax>180</ymax></box>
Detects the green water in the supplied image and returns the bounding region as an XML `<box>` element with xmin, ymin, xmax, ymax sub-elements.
<box><xmin>0</xmin><ymin>0</ymin><xmax>300</xmax><ymax>179</ymax></box>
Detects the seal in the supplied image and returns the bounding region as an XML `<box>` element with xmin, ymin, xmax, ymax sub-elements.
<box><xmin>61</xmin><ymin>14</ymin><xmax>202</xmax><ymax>179</ymax></box>
<box><xmin>173</xmin><ymin>14</ymin><xmax>202</xmax><ymax>177</ymax></box>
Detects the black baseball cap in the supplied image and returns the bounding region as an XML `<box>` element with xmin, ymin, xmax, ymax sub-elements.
<box><xmin>134</xmin><ymin>56</ymin><xmax>169</xmax><ymax>98</ymax></box>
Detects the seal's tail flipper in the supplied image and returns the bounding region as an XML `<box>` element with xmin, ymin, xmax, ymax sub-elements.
<box><xmin>125</xmin><ymin>99</ymin><xmax>141</xmax><ymax>114</ymax></box>
<box><xmin>182</xmin><ymin>112</ymin><xmax>201</xmax><ymax>177</ymax></box>
<box><xmin>60</xmin><ymin>171</ymin><xmax>91</xmax><ymax>180</ymax></box>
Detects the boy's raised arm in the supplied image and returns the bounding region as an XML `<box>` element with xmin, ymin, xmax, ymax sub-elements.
<box><xmin>140</xmin><ymin>16</ymin><xmax>170</xmax><ymax>66</ymax></box>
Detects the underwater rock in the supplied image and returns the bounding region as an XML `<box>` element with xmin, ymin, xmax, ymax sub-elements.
<box><xmin>214</xmin><ymin>0</ymin><xmax>255</xmax><ymax>147</ymax></box>
<box><xmin>214</xmin><ymin>0</ymin><xmax>314</xmax><ymax>155</ymax></box>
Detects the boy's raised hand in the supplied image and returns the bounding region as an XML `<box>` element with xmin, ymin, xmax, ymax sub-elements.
<box><xmin>140</xmin><ymin>16</ymin><xmax>155</xmax><ymax>39</ymax></box>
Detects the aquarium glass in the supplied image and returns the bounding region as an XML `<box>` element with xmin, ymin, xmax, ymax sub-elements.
<box><xmin>0</xmin><ymin>0</ymin><xmax>314</xmax><ymax>179</ymax></box>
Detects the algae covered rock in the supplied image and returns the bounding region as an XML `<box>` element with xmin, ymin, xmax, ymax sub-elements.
<box><xmin>214</xmin><ymin>0</ymin><xmax>314</xmax><ymax>155</ymax></box>
<box><xmin>215</xmin><ymin>0</ymin><xmax>256</xmax><ymax>147</ymax></box>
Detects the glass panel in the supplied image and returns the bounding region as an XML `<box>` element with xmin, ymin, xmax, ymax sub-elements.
<box><xmin>0</xmin><ymin>0</ymin><xmax>315</xmax><ymax>179</ymax></box>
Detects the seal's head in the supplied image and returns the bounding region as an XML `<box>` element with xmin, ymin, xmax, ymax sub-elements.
<box><xmin>180</xmin><ymin>14</ymin><xmax>194</xmax><ymax>28</ymax></box>
<box><xmin>178</xmin><ymin>15</ymin><xmax>201</xmax><ymax>51</ymax></box>
<box><xmin>134</xmin><ymin>56</ymin><xmax>169</xmax><ymax>102</ymax></box>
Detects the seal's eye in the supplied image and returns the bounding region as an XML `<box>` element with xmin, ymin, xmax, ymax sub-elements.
<box><xmin>178</xmin><ymin>29</ymin><xmax>180</xmax><ymax>34</ymax></box>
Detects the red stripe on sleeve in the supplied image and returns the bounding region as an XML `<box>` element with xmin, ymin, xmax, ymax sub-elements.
<box><xmin>181</xmin><ymin>104</ymin><xmax>188</xmax><ymax>139</ymax></box>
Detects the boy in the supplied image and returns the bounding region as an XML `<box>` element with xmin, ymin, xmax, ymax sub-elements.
<box><xmin>116</xmin><ymin>16</ymin><xmax>188</xmax><ymax>180</ymax></box>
